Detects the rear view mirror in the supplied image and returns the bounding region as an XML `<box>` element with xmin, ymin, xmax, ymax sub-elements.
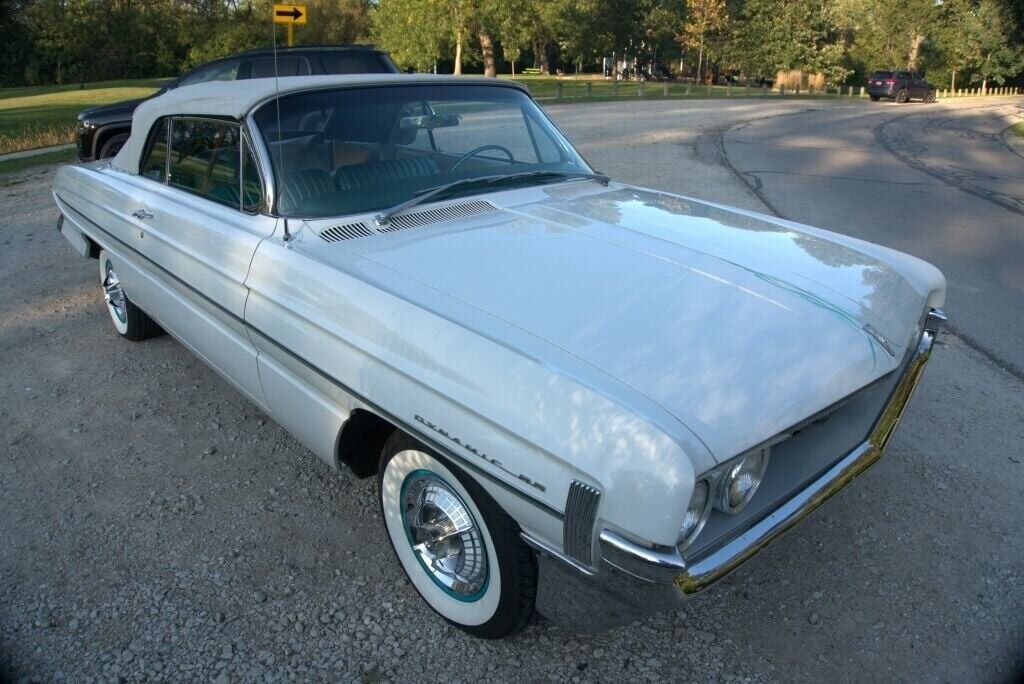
<box><xmin>398</xmin><ymin>114</ymin><xmax>460</xmax><ymax>131</ymax></box>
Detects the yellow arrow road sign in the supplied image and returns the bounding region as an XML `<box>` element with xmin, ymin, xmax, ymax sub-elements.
<box><xmin>273</xmin><ymin>4</ymin><xmax>306</xmax><ymax>24</ymax></box>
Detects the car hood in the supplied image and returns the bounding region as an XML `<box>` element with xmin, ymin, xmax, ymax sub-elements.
<box><xmin>313</xmin><ymin>184</ymin><xmax>937</xmax><ymax>461</ymax></box>
<box><xmin>78</xmin><ymin>97</ymin><xmax>151</xmax><ymax>123</ymax></box>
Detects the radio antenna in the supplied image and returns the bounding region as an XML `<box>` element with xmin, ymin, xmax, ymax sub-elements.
<box><xmin>271</xmin><ymin>14</ymin><xmax>290</xmax><ymax>241</ymax></box>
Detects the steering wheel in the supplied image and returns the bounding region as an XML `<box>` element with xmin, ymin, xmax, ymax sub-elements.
<box><xmin>450</xmin><ymin>144</ymin><xmax>516</xmax><ymax>171</ymax></box>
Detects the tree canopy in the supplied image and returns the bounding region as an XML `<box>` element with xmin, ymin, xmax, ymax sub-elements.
<box><xmin>1</xmin><ymin>0</ymin><xmax>1022</xmax><ymax>88</ymax></box>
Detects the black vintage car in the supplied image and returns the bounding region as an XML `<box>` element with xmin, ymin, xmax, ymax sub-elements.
<box><xmin>867</xmin><ymin>70</ymin><xmax>937</xmax><ymax>103</ymax></box>
<box><xmin>76</xmin><ymin>45</ymin><xmax>400</xmax><ymax>161</ymax></box>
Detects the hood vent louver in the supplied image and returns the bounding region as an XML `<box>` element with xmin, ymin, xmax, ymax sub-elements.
<box><xmin>378</xmin><ymin>200</ymin><xmax>498</xmax><ymax>232</ymax></box>
<box><xmin>319</xmin><ymin>222</ymin><xmax>374</xmax><ymax>242</ymax></box>
<box><xmin>316</xmin><ymin>200</ymin><xmax>499</xmax><ymax>243</ymax></box>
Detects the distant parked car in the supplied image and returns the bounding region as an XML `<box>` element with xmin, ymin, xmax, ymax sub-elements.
<box><xmin>639</xmin><ymin>64</ymin><xmax>671</xmax><ymax>81</ymax></box>
<box><xmin>867</xmin><ymin>70</ymin><xmax>936</xmax><ymax>103</ymax></box>
<box><xmin>75</xmin><ymin>45</ymin><xmax>400</xmax><ymax>162</ymax></box>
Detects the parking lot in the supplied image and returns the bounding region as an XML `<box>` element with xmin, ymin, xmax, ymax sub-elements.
<box><xmin>2</xmin><ymin>97</ymin><xmax>1022</xmax><ymax>681</ymax></box>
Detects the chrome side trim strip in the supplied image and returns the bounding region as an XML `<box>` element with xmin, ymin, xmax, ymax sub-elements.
<box><xmin>597</xmin><ymin>312</ymin><xmax>943</xmax><ymax>590</ymax></box>
<box><xmin>563</xmin><ymin>480</ymin><xmax>601</xmax><ymax>565</ymax></box>
<box><xmin>246</xmin><ymin>325</ymin><xmax>565</xmax><ymax>521</ymax></box>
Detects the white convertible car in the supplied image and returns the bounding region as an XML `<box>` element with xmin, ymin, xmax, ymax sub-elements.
<box><xmin>53</xmin><ymin>74</ymin><xmax>947</xmax><ymax>637</ymax></box>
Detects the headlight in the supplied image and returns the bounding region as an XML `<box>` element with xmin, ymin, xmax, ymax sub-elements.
<box><xmin>715</xmin><ymin>447</ymin><xmax>770</xmax><ymax>513</ymax></box>
<box><xmin>678</xmin><ymin>479</ymin><xmax>712</xmax><ymax>549</ymax></box>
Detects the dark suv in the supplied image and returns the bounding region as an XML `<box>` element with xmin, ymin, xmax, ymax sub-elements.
<box><xmin>76</xmin><ymin>45</ymin><xmax>400</xmax><ymax>161</ymax></box>
<box><xmin>867</xmin><ymin>70</ymin><xmax>936</xmax><ymax>103</ymax></box>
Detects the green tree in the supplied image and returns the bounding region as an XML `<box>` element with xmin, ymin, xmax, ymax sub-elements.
<box><xmin>937</xmin><ymin>0</ymin><xmax>982</xmax><ymax>91</ymax></box>
<box><xmin>732</xmin><ymin>0</ymin><xmax>850</xmax><ymax>84</ymax></box>
<box><xmin>680</xmin><ymin>0</ymin><xmax>727</xmax><ymax>82</ymax></box>
<box><xmin>971</xmin><ymin>0</ymin><xmax>1024</xmax><ymax>91</ymax></box>
<box><xmin>371</xmin><ymin>0</ymin><xmax>453</xmax><ymax>72</ymax></box>
<box><xmin>372</xmin><ymin>0</ymin><xmax>494</xmax><ymax>75</ymax></box>
<box><xmin>838</xmin><ymin>0</ymin><xmax>937</xmax><ymax>75</ymax></box>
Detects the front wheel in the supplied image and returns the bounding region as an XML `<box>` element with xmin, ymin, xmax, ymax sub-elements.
<box><xmin>99</xmin><ymin>250</ymin><xmax>161</xmax><ymax>341</ymax></box>
<box><xmin>378</xmin><ymin>431</ymin><xmax>536</xmax><ymax>638</ymax></box>
<box><xmin>924</xmin><ymin>90</ymin><xmax>936</xmax><ymax>103</ymax></box>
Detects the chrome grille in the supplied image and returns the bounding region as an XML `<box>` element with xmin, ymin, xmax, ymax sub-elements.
<box><xmin>380</xmin><ymin>200</ymin><xmax>498</xmax><ymax>232</ymax></box>
<box><xmin>563</xmin><ymin>480</ymin><xmax>601</xmax><ymax>565</ymax></box>
<box><xmin>319</xmin><ymin>222</ymin><xmax>373</xmax><ymax>242</ymax></box>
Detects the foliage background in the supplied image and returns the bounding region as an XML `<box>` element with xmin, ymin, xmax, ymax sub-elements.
<box><xmin>1</xmin><ymin>0</ymin><xmax>1022</xmax><ymax>88</ymax></box>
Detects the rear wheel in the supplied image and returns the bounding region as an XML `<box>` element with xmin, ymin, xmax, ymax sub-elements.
<box><xmin>377</xmin><ymin>430</ymin><xmax>536</xmax><ymax>638</ymax></box>
<box><xmin>896</xmin><ymin>88</ymin><xmax>909</xmax><ymax>103</ymax></box>
<box><xmin>99</xmin><ymin>250</ymin><xmax>161</xmax><ymax>341</ymax></box>
<box><xmin>869</xmin><ymin>95</ymin><xmax>880</xmax><ymax>102</ymax></box>
<box><xmin>98</xmin><ymin>133</ymin><xmax>129</xmax><ymax>160</ymax></box>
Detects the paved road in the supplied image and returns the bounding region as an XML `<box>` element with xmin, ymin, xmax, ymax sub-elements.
<box><xmin>723</xmin><ymin>97</ymin><xmax>1024</xmax><ymax>377</ymax></box>
<box><xmin>2</xmin><ymin>98</ymin><xmax>1022</xmax><ymax>682</ymax></box>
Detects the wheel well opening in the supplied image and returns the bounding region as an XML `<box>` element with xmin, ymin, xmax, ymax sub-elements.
<box><xmin>85</xmin><ymin>235</ymin><xmax>101</xmax><ymax>259</ymax></box>
<box><xmin>337</xmin><ymin>409</ymin><xmax>396</xmax><ymax>478</ymax></box>
<box><xmin>95</xmin><ymin>127</ymin><xmax>129</xmax><ymax>158</ymax></box>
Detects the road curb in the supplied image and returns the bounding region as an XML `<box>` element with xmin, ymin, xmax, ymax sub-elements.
<box><xmin>0</xmin><ymin>143</ymin><xmax>75</xmax><ymax>162</ymax></box>
<box><xmin>1001</xmin><ymin>124</ymin><xmax>1024</xmax><ymax>161</ymax></box>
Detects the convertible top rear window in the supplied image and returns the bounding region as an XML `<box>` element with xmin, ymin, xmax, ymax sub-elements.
<box><xmin>253</xmin><ymin>84</ymin><xmax>591</xmax><ymax>218</ymax></box>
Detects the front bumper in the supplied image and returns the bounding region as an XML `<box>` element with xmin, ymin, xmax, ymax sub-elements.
<box><xmin>530</xmin><ymin>308</ymin><xmax>944</xmax><ymax>631</ymax></box>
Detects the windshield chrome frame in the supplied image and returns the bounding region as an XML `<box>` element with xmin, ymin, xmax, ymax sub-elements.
<box><xmin>243</xmin><ymin>113</ymin><xmax>277</xmax><ymax>216</ymax></box>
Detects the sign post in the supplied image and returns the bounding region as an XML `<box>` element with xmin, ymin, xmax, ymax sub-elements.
<box><xmin>273</xmin><ymin>4</ymin><xmax>307</xmax><ymax>47</ymax></box>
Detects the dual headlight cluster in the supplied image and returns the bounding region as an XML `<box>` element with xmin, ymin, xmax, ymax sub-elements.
<box><xmin>678</xmin><ymin>446</ymin><xmax>771</xmax><ymax>549</ymax></box>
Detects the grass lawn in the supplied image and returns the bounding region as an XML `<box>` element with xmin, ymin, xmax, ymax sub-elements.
<box><xmin>0</xmin><ymin>79</ymin><xmax>166</xmax><ymax>154</ymax></box>
<box><xmin>1008</xmin><ymin>121</ymin><xmax>1024</xmax><ymax>138</ymax></box>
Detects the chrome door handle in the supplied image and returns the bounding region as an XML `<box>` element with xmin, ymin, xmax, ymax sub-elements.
<box><xmin>132</xmin><ymin>209</ymin><xmax>154</xmax><ymax>220</ymax></box>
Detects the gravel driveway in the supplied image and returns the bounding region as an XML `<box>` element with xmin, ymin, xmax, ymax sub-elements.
<box><xmin>2</xmin><ymin>99</ymin><xmax>1022</xmax><ymax>682</ymax></box>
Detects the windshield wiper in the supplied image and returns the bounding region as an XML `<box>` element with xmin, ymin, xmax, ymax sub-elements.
<box><xmin>373</xmin><ymin>170</ymin><xmax>610</xmax><ymax>227</ymax></box>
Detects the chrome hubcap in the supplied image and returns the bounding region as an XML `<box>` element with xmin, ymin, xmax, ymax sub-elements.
<box><xmin>402</xmin><ymin>473</ymin><xmax>487</xmax><ymax>599</ymax></box>
<box><xmin>103</xmin><ymin>263</ymin><xmax>127</xmax><ymax>323</ymax></box>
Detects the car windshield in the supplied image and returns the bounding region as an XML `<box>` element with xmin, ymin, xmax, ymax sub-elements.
<box><xmin>870</xmin><ymin>71</ymin><xmax>893</xmax><ymax>79</ymax></box>
<box><xmin>252</xmin><ymin>84</ymin><xmax>593</xmax><ymax>218</ymax></box>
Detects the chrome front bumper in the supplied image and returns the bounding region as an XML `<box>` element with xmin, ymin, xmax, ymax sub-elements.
<box><xmin>532</xmin><ymin>309</ymin><xmax>944</xmax><ymax>631</ymax></box>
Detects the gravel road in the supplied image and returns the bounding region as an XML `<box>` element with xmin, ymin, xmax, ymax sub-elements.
<box><xmin>2</xmin><ymin>98</ymin><xmax>1022</xmax><ymax>682</ymax></box>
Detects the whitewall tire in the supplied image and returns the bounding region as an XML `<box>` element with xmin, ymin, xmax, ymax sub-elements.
<box><xmin>378</xmin><ymin>431</ymin><xmax>536</xmax><ymax>638</ymax></box>
<box><xmin>98</xmin><ymin>250</ymin><xmax>161</xmax><ymax>341</ymax></box>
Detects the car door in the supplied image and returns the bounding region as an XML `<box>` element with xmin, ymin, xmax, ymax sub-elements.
<box><xmin>126</xmin><ymin>115</ymin><xmax>275</xmax><ymax>409</ymax></box>
<box><xmin>908</xmin><ymin>73</ymin><xmax>922</xmax><ymax>98</ymax></box>
<box><xmin>916</xmin><ymin>74</ymin><xmax>930</xmax><ymax>98</ymax></box>
<box><xmin>897</xmin><ymin>71</ymin><xmax>913</xmax><ymax>97</ymax></box>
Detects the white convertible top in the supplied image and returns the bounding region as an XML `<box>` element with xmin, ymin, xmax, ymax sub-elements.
<box><xmin>111</xmin><ymin>74</ymin><xmax>523</xmax><ymax>175</ymax></box>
